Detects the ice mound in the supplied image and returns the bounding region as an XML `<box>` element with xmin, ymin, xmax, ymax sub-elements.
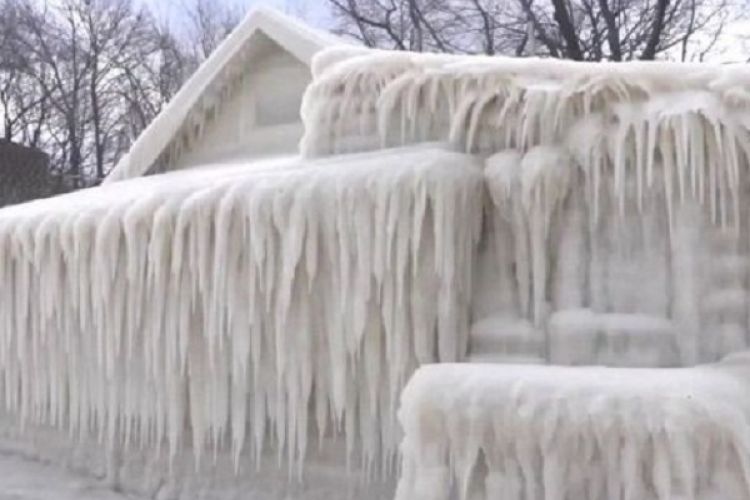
<box><xmin>396</xmin><ymin>355</ymin><xmax>750</xmax><ymax>500</ymax></box>
<box><xmin>0</xmin><ymin>146</ymin><xmax>483</xmax><ymax>474</ymax></box>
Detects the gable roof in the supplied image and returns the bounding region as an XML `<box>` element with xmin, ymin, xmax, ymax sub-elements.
<box><xmin>105</xmin><ymin>7</ymin><xmax>342</xmax><ymax>183</ymax></box>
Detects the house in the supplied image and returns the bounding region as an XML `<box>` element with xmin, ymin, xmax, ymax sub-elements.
<box><xmin>0</xmin><ymin>140</ymin><xmax>52</xmax><ymax>206</ymax></box>
<box><xmin>106</xmin><ymin>7</ymin><xmax>344</xmax><ymax>182</ymax></box>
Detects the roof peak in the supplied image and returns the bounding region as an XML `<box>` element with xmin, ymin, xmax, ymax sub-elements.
<box><xmin>105</xmin><ymin>5</ymin><xmax>347</xmax><ymax>183</ymax></box>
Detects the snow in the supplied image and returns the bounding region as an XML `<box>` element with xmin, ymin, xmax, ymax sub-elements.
<box><xmin>0</xmin><ymin>146</ymin><xmax>483</xmax><ymax>475</ymax></box>
<box><xmin>396</xmin><ymin>354</ymin><xmax>750</xmax><ymax>500</ymax></box>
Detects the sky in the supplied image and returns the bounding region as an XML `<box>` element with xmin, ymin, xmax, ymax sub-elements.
<box><xmin>140</xmin><ymin>0</ymin><xmax>332</xmax><ymax>32</ymax></box>
<box><xmin>138</xmin><ymin>0</ymin><xmax>749</xmax><ymax>62</ymax></box>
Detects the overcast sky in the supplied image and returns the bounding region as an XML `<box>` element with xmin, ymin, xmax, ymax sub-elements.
<box><xmin>140</xmin><ymin>0</ymin><xmax>331</xmax><ymax>31</ymax></box>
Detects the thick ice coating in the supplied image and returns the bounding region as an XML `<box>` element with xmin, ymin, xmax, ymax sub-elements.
<box><xmin>301</xmin><ymin>48</ymin><xmax>750</xmax><ymax>169</ymax></box>
<box><xmin>300</xmin><ymin>47</ymin><xmax>750</xmax><ymax>250</ymax></box>
<box><xmin>396</xmin><ymin>356</ymin><xmax>750</xmax><ymax>500</ymax></box>
<box><xmin>0</xmin><ymin>146</ymin><xmax>483</xmax><ymax>474</ymax></box>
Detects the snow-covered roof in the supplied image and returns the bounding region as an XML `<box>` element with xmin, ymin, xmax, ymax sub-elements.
<box><xmin>105</xmin><ymin>7</ymin><xmax>343</xmax><ymax>183</ymax></box>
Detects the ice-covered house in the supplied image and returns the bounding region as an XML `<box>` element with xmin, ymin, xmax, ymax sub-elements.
<box><xmin>2</xmin><ymin>6</ymin><xmax>750</xmax><ymax>500</ymax></box>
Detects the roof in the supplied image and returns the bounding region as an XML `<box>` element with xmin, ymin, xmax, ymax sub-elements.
<box><xmin>105</xmin><ymin>7</ymin><xmax>343</xmax><ymax>183</ymax></box>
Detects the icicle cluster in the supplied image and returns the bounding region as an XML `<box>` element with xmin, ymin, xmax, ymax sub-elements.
<box><xmin>301</xmin><ymin>48</ymin><xmax>750</xmax><ymax>229</ymax></box>
<box><xmin>0</xmin><ymin>147</ymin><xmax>482</xmax><ymax>474</ymax></box>
<box><xmin>396</xmin><ymin>357</ymin><xmax>750</xmax><ymax>500</ymax></box>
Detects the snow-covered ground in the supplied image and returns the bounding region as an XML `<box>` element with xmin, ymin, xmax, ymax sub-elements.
<box><xmin>0</xmin><ymin>453</ymin><xmax>139</xmax><ymax>500</ymax></box>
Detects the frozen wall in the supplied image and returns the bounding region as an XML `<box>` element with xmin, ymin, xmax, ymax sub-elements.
<box><xmin>301</xmin><ymin>47</ymin><xmax>750</xmax><ymax>368</ymax></box>
<box><xmin>0</xmin><ymin>147</ymin><xmax>482</xmax><ymax>476</ymax></box>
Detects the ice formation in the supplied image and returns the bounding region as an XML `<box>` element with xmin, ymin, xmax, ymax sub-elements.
<box><xmin>0</xmin><ymin>147</ymin><xmax>482</xmax><ymax>475</ymax></box>
<box><xmin>396</xmin><ymin>356</ymin><xmax>750</xmax><ymax>500</ymax></box>
<box><xmin>295</xmin><ymin>48</ymin><xmax>750</xmax><ymax>498</ymax></box>
<box><xmin>301</xmin><ymin>47</ymin><xmax>750</xmax><ymax>367</ymax></box>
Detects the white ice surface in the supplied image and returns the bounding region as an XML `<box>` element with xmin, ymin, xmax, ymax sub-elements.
<box><xmin>396</xmin><ymin>354</ymin><xmax>750</xmax><ymax>500</ymax></box>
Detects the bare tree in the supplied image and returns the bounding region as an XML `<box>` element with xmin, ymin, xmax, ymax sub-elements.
<box><xmin>78</xmin><ymin>0</ymin><xmax>153</xmax><ymax>179</ymax></box>
<box><xmin>116</xmin><ymin>18</ymin><xmax>194</xmax><ymax>143</ymax></box>
<box><xmin>0</xmin><ymin>0</ymin><xmax>50</xmax><ymax>145</ymax></box>
<box><xmin>2</xmin><ymin>0</ymin><xmax>211</xmax><ymax>185</ymax></box>
<box><xmin>329</xmin><ymin>0</ymin><xmax>734</xmax><ymax>61</ymax></box>
<box><xmin>181</xmin><ymin>0</ymin><xmax>245</xmax><ymax>60</ymax></box>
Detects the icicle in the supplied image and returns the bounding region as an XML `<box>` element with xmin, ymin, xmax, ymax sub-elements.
<box><xmin>521</xmin><ymin>147</ymin><xmax>571</xmax><ymax>326</ymax></box>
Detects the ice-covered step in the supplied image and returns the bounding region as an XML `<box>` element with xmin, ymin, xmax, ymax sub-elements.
<box><xmin>468</xmin><ymin>316</ymin><xmax>545</xmax><ymax>361</ymax></box>
<box><xmin>396</xmin><ymin>354</ymin><xmax>750</xmax><ymax>500</ymax></box>
<box><xmin>548</xmin><ymin>309</ymin><xmax>678</xmax><ymax>367</ymax></box>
